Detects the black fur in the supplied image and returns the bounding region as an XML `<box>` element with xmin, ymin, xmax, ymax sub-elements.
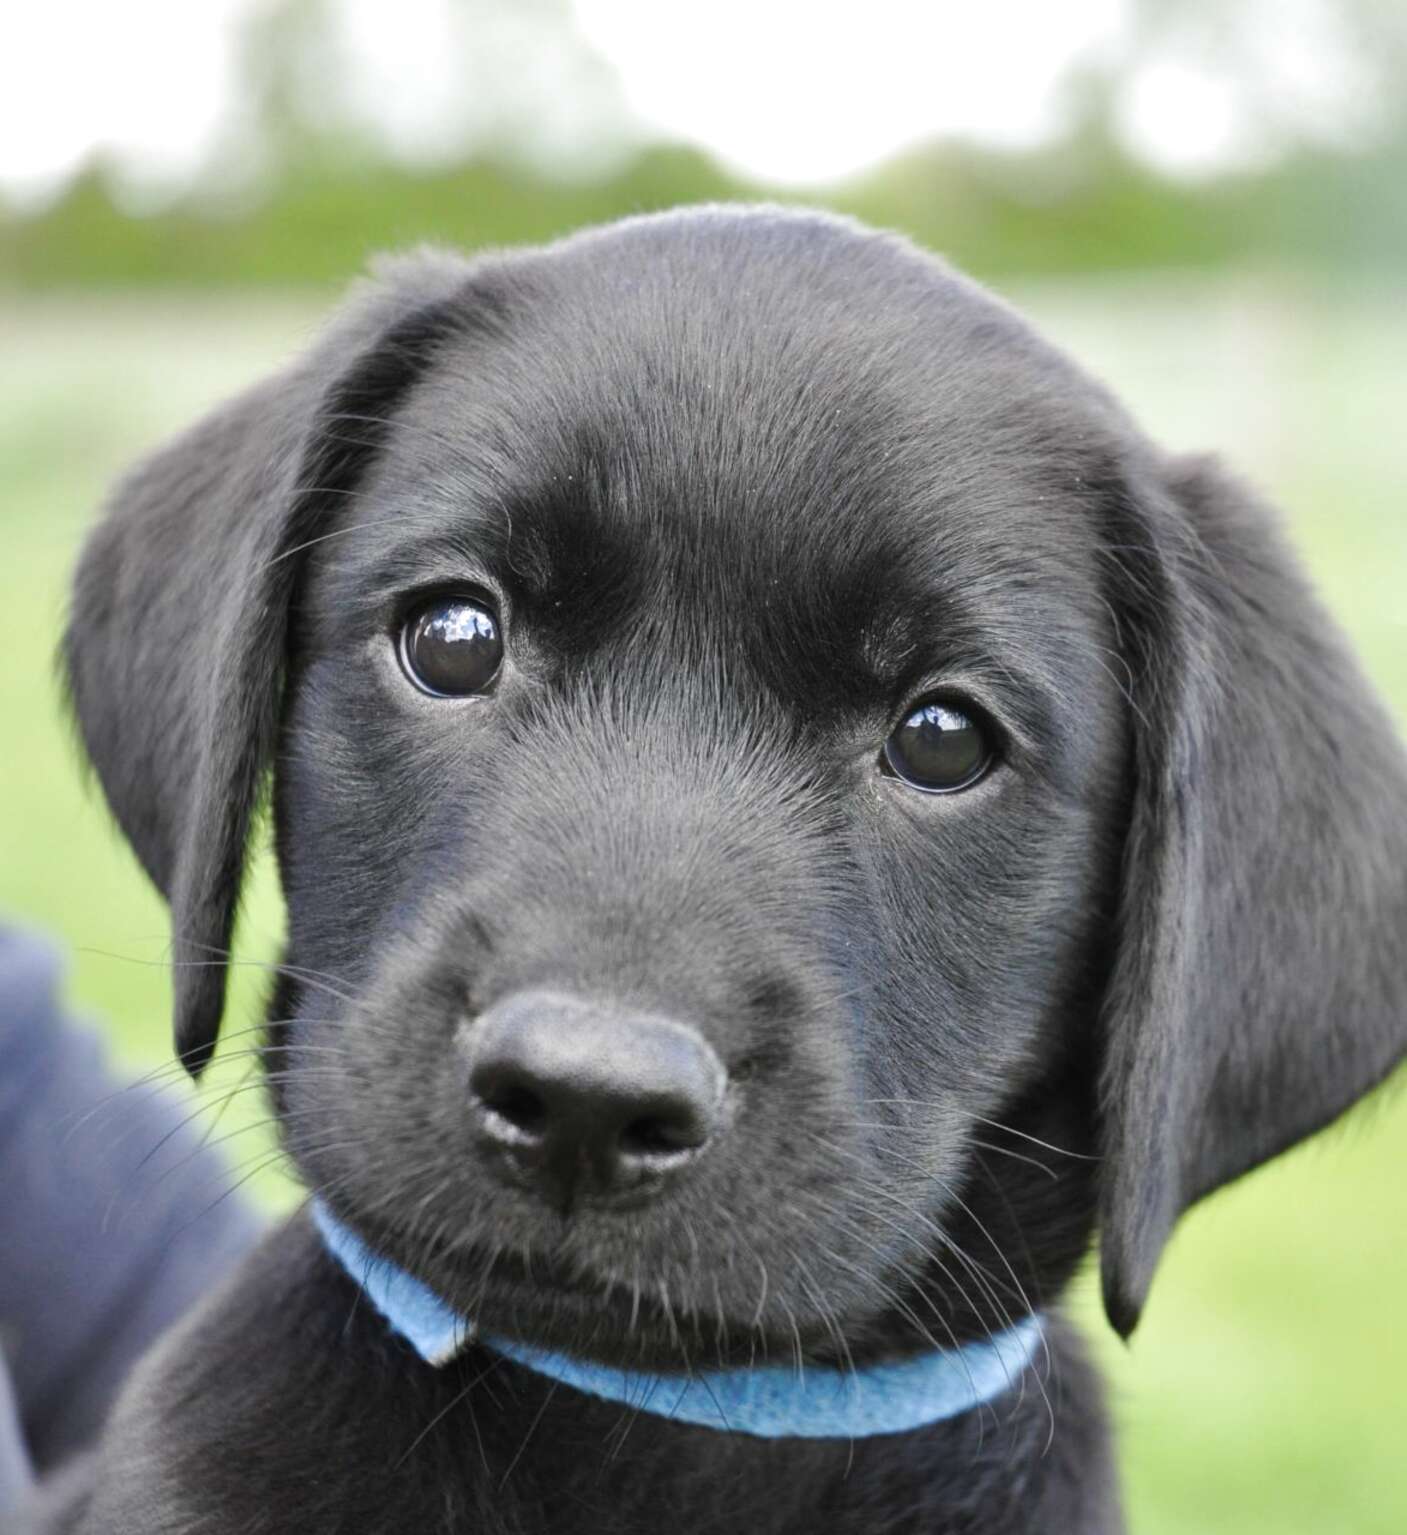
<box><xmin>53</xmin><ymin>207</ymin><xmax>1407</xmax><ymax>1533</ymax></box>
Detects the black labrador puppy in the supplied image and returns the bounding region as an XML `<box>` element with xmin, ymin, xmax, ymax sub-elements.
<box><xmin>53</xmin><ymin>206</ymin><xmax>1406</xmax><ymax>1534</ymax></box>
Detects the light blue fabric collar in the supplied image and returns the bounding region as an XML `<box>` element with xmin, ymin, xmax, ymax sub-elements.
<box><xmin>312</xmin><ymin>1200</ymin><xmax>1043</xmax><ymax>1440</ymax></box>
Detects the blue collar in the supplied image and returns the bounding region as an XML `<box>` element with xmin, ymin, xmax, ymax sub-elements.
<box><xmin>312</xmin><ymin>1201</ymin><xmax>1043</xmax><ymax>1440</ymax></box>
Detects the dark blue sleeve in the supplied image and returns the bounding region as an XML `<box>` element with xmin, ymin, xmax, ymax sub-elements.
<box><xmin>0</xmin><ymin>927</ymin><xmax>266</xmax><ymax>1506</ymax></box>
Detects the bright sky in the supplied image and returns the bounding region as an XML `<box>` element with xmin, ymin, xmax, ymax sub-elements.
<box><xmin>573</xmin><ymin>0</ymin><xmax>1127</xmax><ymax>183</ymax></box>
<box><xmin>0</xmin><ymin>0</ymin><xmax>1379</xmax><ymax>206</ymax></box>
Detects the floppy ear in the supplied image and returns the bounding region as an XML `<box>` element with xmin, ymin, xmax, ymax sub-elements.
<box><xmin>65</xmin><ymin>250</ymin><xmax>479</xmax><ymax>1075</ymax></box>
<box><xmin>1098</xmin><ymin>451</ymin><xmax>1407</xmax><ymax>1336</ymax></box>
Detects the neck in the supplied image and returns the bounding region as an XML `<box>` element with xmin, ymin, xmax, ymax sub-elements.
<box><xmin>312</xmin><ymin>1199</ymin><xmax>1044</xmax><ymax>1441</ymax></box>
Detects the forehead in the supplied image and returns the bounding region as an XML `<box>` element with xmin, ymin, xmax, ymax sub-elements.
<box><xmin>338</xmin><ymin>214</ymin><xmax>1129</xmax><ymax>712</ymax></box>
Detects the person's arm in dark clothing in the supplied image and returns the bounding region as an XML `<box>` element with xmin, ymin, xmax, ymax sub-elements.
<box><xmin>0</xmin><ymin>927</ymin><xmax>264</xmax><ymax>1515</ymax></box>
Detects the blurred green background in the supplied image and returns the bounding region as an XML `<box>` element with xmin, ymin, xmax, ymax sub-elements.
<box><xmin>2</xmin><ymin>2</ymin><xmax>1404</xmax><ymax>1530</ymax></box>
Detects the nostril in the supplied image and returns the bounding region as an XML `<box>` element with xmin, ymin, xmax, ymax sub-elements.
<box><xmin>619</xmin><ymin>1108</ymin><xmax>705</xmax><ymax>1159</ymax></box>
<box><xmin>618</xmin><ymin>1082</ymin><xmax>717</xmax><ymax>1159</ymax></box>
<box><xmin>473</xmin><ymin>1071</ymin><xmax>548</xmax><ymax>1143</ymax></box>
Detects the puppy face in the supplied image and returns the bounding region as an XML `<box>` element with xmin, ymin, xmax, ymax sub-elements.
<box><xmin>274</xmin><ymin>248</ymin><xmax>1127</xmax><ymax>1363</ymax></box>
<box><xmin>67</xmin><ymin>210</ymin><xmax>1407</xmax><ymax>1369</ymax></box>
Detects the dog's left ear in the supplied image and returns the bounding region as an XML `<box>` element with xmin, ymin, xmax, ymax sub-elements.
<box><xmin>1098</xmin><ymin>451</ymin><xmax>1407</xmax><ymax>1336</ymax></box>
<box><xmin>65</xmin><ymin>250</ymin><xmax>481</xmax><ymax>1075</ymax></box>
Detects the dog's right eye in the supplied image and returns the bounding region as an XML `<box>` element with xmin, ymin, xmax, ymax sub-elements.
<box><xmin>881</xmin><ymin>699</ymin><xmax>993</xmax><ymax>793</ymax></box>
<box><xmin>398</xmin><ymin>596</ymin><xmax>503</xmax><ymax>697</ymax></box>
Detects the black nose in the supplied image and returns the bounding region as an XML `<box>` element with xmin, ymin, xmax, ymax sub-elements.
<box><xmin>464</xmin><ymin>991</ymin><xmax>728</xmax><ymax>1204</ymax></box>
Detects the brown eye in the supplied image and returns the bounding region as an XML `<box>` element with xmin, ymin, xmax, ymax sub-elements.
<box><xmin>399</xmin><ymin>596</ymin><xmax>502</xmax><ymax>697</ymax></box>
<box><xmin>882</xmin><ymin>700</ymin><xmax>992</xmax><ymax>793</ymax></box>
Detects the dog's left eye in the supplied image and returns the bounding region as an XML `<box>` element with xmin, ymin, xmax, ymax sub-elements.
<box><xmin>398</xmin><ymin>596</ymin><xmax>503</xmax><ymax>697</ymax></box>
<box><xmin>881</xmin><ymin>700</ymin><xmax>993</xmax><ymax>793</ymax></box>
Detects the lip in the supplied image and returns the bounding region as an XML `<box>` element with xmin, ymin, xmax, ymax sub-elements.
<box><xmin>455</xmin><ymin>1246</ymin><xmax>690</xmax><ymax>1335</ymax></box>
<box><xmin>374</xmin><ymin>1222</ymin><xmax>670</xmax><ymax>1325</ymax></box>
<box><xmin>465</xmin><ymin>1256</ymin><xmax>875</xmax><ymax>1376</ymax></box>
<box><xmin>412</xmin><ymin>1240</ymin><xmax>782</xmax><ymax>1368</ymax></box>
<box><xmin>335</xmin><ymin>1214</ymin><xmax>845</xmax><ymax>1369</ymax></box>
<box><xmin>338</xmin><ymin>1213</ymin><xmax>671</xmax><ymax>1351</ymax></box>
<box><xmin>466</xmin><ymin>1244</ymin><xmax>619</xmax><ymax>1305</ymax></box>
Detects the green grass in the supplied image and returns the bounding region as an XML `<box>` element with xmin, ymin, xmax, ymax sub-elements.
<box><xmin>2</xmin><ymin>281</ymin><xmax>1404</xmax><ymax>1532</ymax></box>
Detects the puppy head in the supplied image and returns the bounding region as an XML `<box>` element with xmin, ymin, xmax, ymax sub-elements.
<box><xmin>66</xmin><ymin>209</ymin><xmax>1407</xmax><ymax>1362</ymax></box>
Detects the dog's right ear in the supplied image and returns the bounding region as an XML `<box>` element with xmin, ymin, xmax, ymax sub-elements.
<box><xmin>65</xmin><ymin>250</ymin><xmax>481</xmax><ymax>1075</ymax></box>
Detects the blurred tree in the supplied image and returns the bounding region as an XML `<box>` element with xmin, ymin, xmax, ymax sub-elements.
<box><xmin>217</xmin><ymin>0</ymin><xmax>636</xmax><ymax>191</ymax></box>
<box><xmin>1</xmin><ymin>0</ymin><xmax>1404</xmax><ymax>285</ymax></box>
<box><xmin>1109</xmin><ymin>0</ymin><xmax>1407</xmax><ymax>175</ymax></box>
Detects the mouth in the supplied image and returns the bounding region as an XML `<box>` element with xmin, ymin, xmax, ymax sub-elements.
<box><xmin>448</xmin><ymin>1244</ymin><xmax>775</xmax><ymax>1367</ymax></box>
<box><xmin>351</xmin><ymin>1216</ymin><xmax>845</xmax><ymax>1371</ymax></box>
